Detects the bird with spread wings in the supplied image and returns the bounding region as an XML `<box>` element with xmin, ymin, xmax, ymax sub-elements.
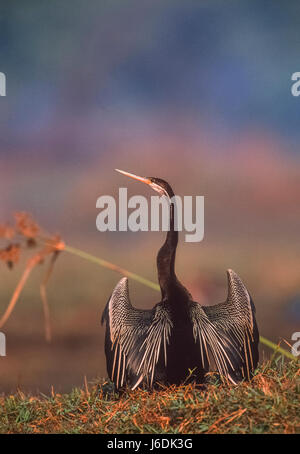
<box><xmin>101</xmin><ymin>170</ymin><xmax>259</xmax><ymax>390</ymax></box>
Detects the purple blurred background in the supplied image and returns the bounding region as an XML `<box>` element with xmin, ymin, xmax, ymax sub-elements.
<box><xmin>0</xmin><ymin>0</ymin><xmax>300</xmax><ymax>393</ymax></box>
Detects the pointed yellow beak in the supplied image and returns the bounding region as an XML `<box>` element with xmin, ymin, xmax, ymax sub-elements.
<box><xmin>115</xmin><ymin>169</ymin><xmax>151</xmax><ymax>185</ymax></box>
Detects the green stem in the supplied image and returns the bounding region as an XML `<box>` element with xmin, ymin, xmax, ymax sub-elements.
<box><xmin>64</xmin><ymin>243</ymin><xmax>297</xmax><ymax>361</ymax></box>
<box><xmin>259</xmin><ymin>336</ymin><xmax>296</xmax><ymax>361</ymax></box>
<box><xmin>64</xmin><ymin>244</ymin><xmax>160</xmax><ymax>291</ymax></box>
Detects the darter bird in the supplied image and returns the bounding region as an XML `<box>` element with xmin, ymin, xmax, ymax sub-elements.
<box><xmin>101</xmin><ymin>170</ymin><xmax>259</xmax><ymax>390</ymax></box>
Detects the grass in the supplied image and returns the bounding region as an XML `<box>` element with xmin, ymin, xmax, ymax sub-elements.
<box><xmin>0</xmin><ymin>358</ymin><xmax>299</xmax><ymax>434</ymax></box>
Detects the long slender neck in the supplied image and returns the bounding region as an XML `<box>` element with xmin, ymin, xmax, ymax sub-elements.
<box><xmin>157</xmin><ymin>200</ymin><xmax>180</xmax><ymax>300</ymax></box>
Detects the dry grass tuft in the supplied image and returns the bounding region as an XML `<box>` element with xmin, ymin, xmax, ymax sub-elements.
<box><xmin>0</xmin><ymin>359</ymin><xmax>299</xmax><ymax>434</ymax></box>
<box><xmin>0</xmin><ymin>212</ymin><xmax>64</xmax><ymax>340</ymax></box>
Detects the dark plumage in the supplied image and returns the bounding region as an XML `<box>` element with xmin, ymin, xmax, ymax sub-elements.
<box><xmin>101</xmin><ymin>170</ymin><xmax>259</xmax><ymax>390</ymax></box>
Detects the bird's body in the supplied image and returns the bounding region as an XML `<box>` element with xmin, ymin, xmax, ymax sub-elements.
<box><xmin>101</xmin><ymin>170</ymin><xmax>259</xmax><ymax>390</ymax></box>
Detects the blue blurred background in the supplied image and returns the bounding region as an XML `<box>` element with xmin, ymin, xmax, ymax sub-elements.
<box><xmin>0</xmin><ymin>0</ymin><xmax>300</xmax><ymax>393</ymax></box>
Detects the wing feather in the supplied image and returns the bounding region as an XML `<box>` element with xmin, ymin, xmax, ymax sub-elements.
<box><xmin>101</xmin><ymin>277</ymin><xmax>172</xmax><ymax>390</ymax></box>
<box><xmin>202</xmin><ymin>269</ymin><xmax>259</xmax><ymax>381</ymax></box>
<box><xmin>190</xmin><ymin>302</ymin><xmax>242</xmax><ymax>382</ymax></box>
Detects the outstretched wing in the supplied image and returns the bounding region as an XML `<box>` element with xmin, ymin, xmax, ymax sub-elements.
<box><xmin>201</xmin><ymin>269</ymin><xmax>259</xmax><ymax>381</ymax></box>
<box><xmin>189</xmin><ymin>301</ymin><xmax>242</xmax><ymax>383</ymax></box>
<box><xmin>101</xmin><ymin>277</ymin><xmax>172</xmax><ymax>390</ymax></box>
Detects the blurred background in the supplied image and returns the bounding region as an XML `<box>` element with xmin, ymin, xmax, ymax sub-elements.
<box><xmin>0</xmin><ymin>0</ymin><xmax>300</xmax><ymax>394</ymax></box>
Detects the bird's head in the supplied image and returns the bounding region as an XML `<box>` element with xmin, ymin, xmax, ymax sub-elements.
<box><xmin>115</xmin><ymin>169</ymin><xmax>174</xmax><ymax>198</ymax></box>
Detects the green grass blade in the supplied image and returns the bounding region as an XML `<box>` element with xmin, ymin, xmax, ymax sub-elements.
<box><xmin>64</xmin><ymin>244</ymin><xmax>160</xmax><ymax>291</ymax></box>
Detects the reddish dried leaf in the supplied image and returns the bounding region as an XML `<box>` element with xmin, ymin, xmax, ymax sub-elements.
<box><xmin>0</xmin><ymin>243</ymin><xmax>21</xmax><ymax>269</ymax></box>
<box><xmin>27</xmin><ymin>238</ymin><xmax>37</xmax><ymax>248</ymax></box>
<box><xmin>14</xmin><ymin>212</ymin><xmax>40</xmax><ymax>239</ymax></box>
